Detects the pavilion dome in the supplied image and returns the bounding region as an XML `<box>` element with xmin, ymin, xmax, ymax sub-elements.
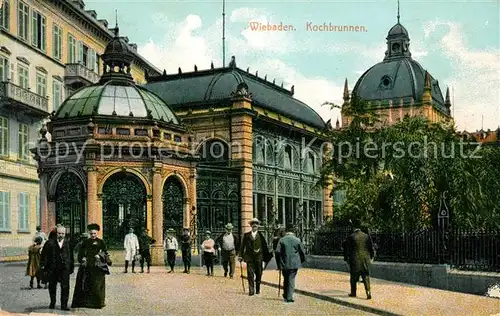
<box><xmin>53</xmin><ymin>82</ymin><xmax>180</xmax><ymax>124</ymax></box>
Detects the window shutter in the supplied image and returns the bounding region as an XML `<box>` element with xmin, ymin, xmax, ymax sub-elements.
<box><xmin>78</xmin><ymin>41</ymin><xmax>83</xmax><ymax>64</ymax></box>
<box><xmin>41</xmin><ymin>15</ymin><xmax>46</xmax><ymax>51</ymax></box>
<box><xmin>31</xmin><ymin>10</ymin><xmax>36</xmax><ymax>46</ymax></box>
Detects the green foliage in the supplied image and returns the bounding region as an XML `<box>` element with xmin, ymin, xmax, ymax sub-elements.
<box><xmin>320</xmin><ymin>97</ymin><xmax>500</xmax><ymax>231</ymax></box>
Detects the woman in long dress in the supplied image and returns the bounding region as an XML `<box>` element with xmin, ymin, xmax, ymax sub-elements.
<box><xmin>71</xmin><ymin>223</ymin><xmax>110</xmax><ymax>309</ymax></box>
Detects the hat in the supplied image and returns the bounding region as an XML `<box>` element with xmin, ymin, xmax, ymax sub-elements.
<box><xmin>225</xmin><ymin>223</ymin><xmax>233</xmax><ymax>229</ymax></box>
<box><xmin>205</xmin><ymin>231</ymin><xmax>211</xmax><ymax>235</ymax></box>
<box><xmin>249</xmin><ymin>218</ymin><xmax>261</xmax><ymax>225</ymax></box>
<box><xmin>34</xmin><ymin>236</ymin><xmax>43</xmax><ymax>244</ymax></box>
<box><xmin>87</xmin><ymin>223</ymin><xmax>100</xmax><ymax>231</ymax></box>
<box><xmin>167</xmin><ymin>228</ymin><xmax>175</xmax><ymax>233</ymax></box>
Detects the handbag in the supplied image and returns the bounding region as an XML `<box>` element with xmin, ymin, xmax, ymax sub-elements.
<box><xmin>95</xmin><ymin>251</ymin><xmax>111</xmax><ymax>275</ymax></box>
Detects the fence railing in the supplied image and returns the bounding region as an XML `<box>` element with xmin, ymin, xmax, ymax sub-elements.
<box><xmin>312</xmin><ymin>228</ymin><xmax>500</xmax><ymax>272</ymax></box>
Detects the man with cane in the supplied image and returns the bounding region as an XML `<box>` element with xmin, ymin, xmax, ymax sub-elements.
<box><xmin>275</xmin><ymin>224</ymin><xmax>306</xmax><ymax>303</ymax></box>
<box><xmin>238</xmin><ymin>218</ymin><xmax>273</xmax><ymax>296</ymax></box>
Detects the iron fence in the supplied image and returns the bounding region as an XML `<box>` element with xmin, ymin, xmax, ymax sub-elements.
<box><xmin>312</xmin><ymin>228</ymin><xmax>500</xmax><ymax>272</ymax></box>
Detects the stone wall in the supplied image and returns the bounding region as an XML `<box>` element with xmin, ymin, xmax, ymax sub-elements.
<box><xmin>304</xmin><ymin>255</ymin><xmax>500</xmax><ymax>296</ymax></box>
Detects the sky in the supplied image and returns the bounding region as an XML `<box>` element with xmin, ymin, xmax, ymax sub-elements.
<box><xmin>86</xmin><ymin>0</ymin><xmax>499</xmax><ymax>132</ymax></box>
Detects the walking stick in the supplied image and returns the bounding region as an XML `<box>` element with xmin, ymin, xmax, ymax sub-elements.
<box><xmin>278</xmin><ymin>269</ymin><xmax>281</xmax><ymax>298</ymax></box>
<box><xmin>240</xmin><ymin>261</ymin><xmax>246</xmax><ymax>293</ymax></box>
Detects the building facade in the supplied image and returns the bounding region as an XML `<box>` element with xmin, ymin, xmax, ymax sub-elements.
<box><xmin>0</xmin><ymin>0</ymin><xmax>159</xmax><ymax>259</ymax></box>
<box><xmin>340</xmin><ymin>17</ymin><xmax>453</xmax><ymax>128</ymax></box>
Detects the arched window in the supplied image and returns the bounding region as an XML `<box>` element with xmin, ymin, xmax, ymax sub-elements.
<box><xmin>253</xmin><ymin>136</ymin><xmax>265</xmax><ymax>164</ymax></box>
<box><xmin>198</xmin><ymin>139</ymin><xmax>229</xmax><ymax>164</ymax></box>
<box><xmin>284</xmin><ymin>145</ymin><xmax>292</xmax><ymax>170</ymax></box>
<box><xmin>306</xmin><ymin>152</ymin><xmax>315</xmax><ymax>174</ymax></box>
<box><xmin>265</xmin><ymin>140</ymin><xmax>275</xmax><ymax>166</ymax></box>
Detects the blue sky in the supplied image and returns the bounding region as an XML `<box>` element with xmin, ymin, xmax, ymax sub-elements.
<box><xmin>86</xmin><ymin>0</ymin><xmax>499</xmax><ymax>131</ymax></box>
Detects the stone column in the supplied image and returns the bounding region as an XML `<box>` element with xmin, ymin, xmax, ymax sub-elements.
<box><xmin>47</xmin><ymin>201</ymin><xmax>56</xmax><ymax>229</ymax></box>
<box><xmin>39</xmin><ymin>172</ymin><xmax>49</xmax><ymax>232</ymax></box>
<box><xmin>86</xmin><ymin>166</ymin><xmax>101</xmax><ymax>237</ymax></box>
<box><xmin>231</xmin><ymin>95</ymin><xmax>254</xmax><ymax>238</ymax></box>
<box><xmin>151</xmin><ymin>167</ymin><xmax>163</xmax><ymax>265</ymax></box>
<box><xmin>146</xmin><ymin>196</ymin><xmax>153</xmax><ymax>233</ymax></box>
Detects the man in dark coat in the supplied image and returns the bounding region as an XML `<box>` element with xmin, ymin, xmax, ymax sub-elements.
<box><xmin>215</xmin><ymin>223</ymin><xmax>240</xmax><ymax>278</ymax></box>
<box><xmin>343</xmin><ymin>222</ymin><xmax>374</xmax><ymax>299</ymax></box>
<box><xmin>238</xmin><ymin>218</ymin><xmax>273</xmax><ymax>296</ymax></box>
<box><xmin>180</xmin><ymin>228</ymin><xmax>192</xmax><ymax>273</ymax></box>
<box><xmin>138</xmin><ymin>228</ymin><xmax>155</xmax><ymax>273</ymax></box>
<box><xmin>276</xmin><ymin>224</ymin><xmax>306</xmax><ymax>303</ymax></box>
<box><xmin>42</xmin><ymin>224</ymin><xmax>74</xmax><ymax>310</ymax></box>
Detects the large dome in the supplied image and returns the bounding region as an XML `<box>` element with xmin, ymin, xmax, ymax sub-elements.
<box><xmin>54</xmin><ymin>82</ymin><xmax>180</xmax><ymax>124</ymax></box>
<box><xmin>352</xmin><ymin>58</ymin><xmax>445</xmax><ymax>107</ymax></box>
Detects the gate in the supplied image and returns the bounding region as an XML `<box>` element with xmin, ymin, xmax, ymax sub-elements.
<box><xmin>55</xmin><ymin>172</ymin><xmax>85</xmax><ymax>250</ymax></box>
<box><xmin>163</xmin><ymin>176</ymin><xmax>185</xmax><ymax>238</ymax></box>
<box><xmin>196</xmin><ymin>168</ymin><xmax>240</xmax><ymax>249</ymax></box>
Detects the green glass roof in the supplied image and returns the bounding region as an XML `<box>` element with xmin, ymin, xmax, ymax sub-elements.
<box><xmin>54</xmin><ymin>83</ymin><xmax>180</xmax><ymax>124</ymax></box>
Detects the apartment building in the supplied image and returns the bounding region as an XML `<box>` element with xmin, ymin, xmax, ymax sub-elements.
<box><xmin>0</xmin><ymin>0</ymin><xmax>160</xmax><ymax>259</ymax></box>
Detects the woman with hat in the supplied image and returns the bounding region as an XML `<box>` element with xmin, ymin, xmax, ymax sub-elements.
<box><xmin>163</xmin><ymin>228</ymin><xmax>178</xmax><ymax>273</ymax></box>
<box><xmin>26</xmin><ymin>236</ymin><xmax>44</xmax><ymax>289</ymax></box>
<box><xmin>71</xmin><ymin>223</ymin><xmax>111</xmax><ymax>309</ymax></box>
<box><xmin>201</xmin><ymin>231</ymin><xmax>216</xmax><ymax>276</ymax></box>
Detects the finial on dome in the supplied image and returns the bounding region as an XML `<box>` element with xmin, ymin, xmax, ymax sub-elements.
<box><xmin>281</xmin><ymin>82</ymin><xmax>283</xmax><ymax>88</ymax></box>
<box><xmin>264</xmin><ymin>75</ymin><xmax>267</xmax><ymax>81</ymax></box>
<box><xmin>256</xmin><ymin>70</ymin><xmax>258</xmax><ymax>77</ymax></box>
<box><xmin>114</xmin><ymin>9</ymin><xmax>119</xmax><ymax>36</ymax></box>
<box><xmin>291</xmin><ymin>85</ymin><xmax>295</xmax><ymax>95</ymax></box>
<box><xmin>163</xmin><ymin>69</ymin><xmax>167</xmax><ymax>75</ymax></box>
<box><xmin>178</xmin><ymin>67</ymin><xmax>182</xmax><ymax>74</ymax></box>
<box><xmin>211</xmin><ymin>61</ymin><xmax>214</xmax><ymax>69</ymax></box>
<box><xmin>247</xmin><ymin>67</ymin><xmax>249</xmax><ymax>72</ymax></box>
<box><xmin>194</xmin><ymin>64</ymin><xmax>198</xmax><ymax>72</ymax></box>
<box><xmin>397</xmin><ymin>0</ymin><xmax>400</xmax><ymax>23</ymax></box>
<box><xmin>272</xmin><ymin>78</ymin><xmax>275</xmax><ymax>84</ymax></box>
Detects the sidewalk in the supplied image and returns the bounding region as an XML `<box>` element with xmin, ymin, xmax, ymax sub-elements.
<box><xmin>256</xmin><ymin>266</ymin><xmax>500</xmax><ymax>316</ymax></box>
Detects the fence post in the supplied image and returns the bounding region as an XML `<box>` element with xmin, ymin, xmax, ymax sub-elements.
<box><xmin>437</xmin><ymin>191</ymin><xmax>450</xmax><ymax>264</ymax></box>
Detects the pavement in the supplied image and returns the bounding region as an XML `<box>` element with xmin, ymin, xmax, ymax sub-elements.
<box><xmin>2</xmin><ymin>257</ymin><xmax>500</xmax><ymax>316</ymax></box>
<box><xmin>0</xmin><ymin>261</ymin><xmax>369</xmax><ymax>316</ymax></box>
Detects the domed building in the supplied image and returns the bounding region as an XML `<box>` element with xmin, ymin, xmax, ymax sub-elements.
<box><xmin>341</xmin><ymin>15</ymin><xmax>453</xmax><ymax>127</ymax></box>
<box><xmin>34</xmin><ymin>32</ymin><xmax>333</xmax><ymax>264</ymax></box>
<box><xmin>33</xmin><ymin>27</ymin><xmax>197</xmax><ymax>264</ymax></box>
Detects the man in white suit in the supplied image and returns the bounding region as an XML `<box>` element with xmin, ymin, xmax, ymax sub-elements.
<box><xmin>124</xmin><ymin>227</ymin><xmax>139</xmax><ymax>273</ymax></box>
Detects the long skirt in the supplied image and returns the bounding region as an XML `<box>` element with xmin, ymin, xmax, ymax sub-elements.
<box><xmin>71</xmin><ymin>265</ymin><xmax>106</xmax><ymax>309</ymax></box>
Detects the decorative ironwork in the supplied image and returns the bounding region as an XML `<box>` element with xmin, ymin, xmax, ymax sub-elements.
<box><xmin>54</xmin><ymin>172</ymin><xmax>85</xmax><ymax>250</ymax></box>
<box><xmin>64</xmin><ymin>63</ymin><xmax>100</xmax><ymax>84</ymax></box>
<box><xmin>163</xmin><ymin>177</ymin><xmax>184</xmax><ymax>237</ymax></box>
<box><xmin>0</xmin><ymin>81</ymin><xmax>49</xmax><ymax>113</ymax></box>
<box><xmin>102</xmin><ymin>172</ymin><xmax>147</xmax><ymax>248</ymax></box>
<box><xmin>196</xmin><ymin>168</ymin><xmax>240</xmax><ymax>247</ymax></box>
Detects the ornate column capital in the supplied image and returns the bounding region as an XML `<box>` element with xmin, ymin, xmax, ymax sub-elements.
<box><xmin>97</xmin><ymin>193</ymin><xmax>103</xmax><ymax>201</ymax></box>
<box><xmin>85</xmin><ymin>165</ymin><xmax>98</xmax><ymax>172</ymax></box>
<box><xmin>153</xmin><ymin>167</ymin><xmax>162</xmax><ymax>175</ymax></box>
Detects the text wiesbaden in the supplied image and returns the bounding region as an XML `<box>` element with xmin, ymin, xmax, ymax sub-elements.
<box><xmin>248</xmin><ymin>22</ymin><xmax>367</xmax><ymax>32</ymax></box>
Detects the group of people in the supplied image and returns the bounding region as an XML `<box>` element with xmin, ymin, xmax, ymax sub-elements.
<box><xmin>26</xmin><ymin>223</ymin><xmax>111</xmax><ymax>311</ymax></box>
<box><xmin>25</xmin><ymin>217</ymin><xmax>375</xmax><ymax>311</ymax></box>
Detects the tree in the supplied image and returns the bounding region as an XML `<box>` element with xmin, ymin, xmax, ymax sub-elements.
<box><xmin>320</xmin><ymin>96</ymin><xmax>500</xmax><ymax>231</ymax></box>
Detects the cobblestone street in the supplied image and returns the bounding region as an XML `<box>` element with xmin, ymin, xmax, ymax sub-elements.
<box><xmin>0</xmin><ymin>262</ymin><xmax>371</xmax><ymax>316</ymax></box>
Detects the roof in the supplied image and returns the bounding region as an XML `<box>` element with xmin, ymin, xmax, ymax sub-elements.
<box><xmin>352</xmin><ymin>55</ymin><xmax>447</xmax><ymax>113</ymax></box>
<box><xmin>387</xmin><ymin>23</ymin><xmax>409</xmax><ymax>37</ymax></box>
<box><xmin>53</xmin><ymin>81</ymin><xmax>180</xmax><ymax>124</ymax></box>
<box><xmin>143</xmin><ymin>67</ymin><xmax>326</xmax><ymax>129</ymax></box>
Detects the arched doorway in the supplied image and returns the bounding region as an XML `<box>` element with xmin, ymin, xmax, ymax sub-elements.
<box><xmin>162</xmin><ymin>176</ymin><xmax>184</xmax><ymax>238</ymax></box>
<box><xmin>102</xmin><ymin>172</ymin><xmax>147</xmax><ymax>248</ymax></box>
<box><xmin>54</xmin><ymin>172</ymin><xmax>85</xmax><ymax>249</ymax></box>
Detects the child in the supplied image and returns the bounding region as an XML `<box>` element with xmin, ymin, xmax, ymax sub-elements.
<box><xmin>201</xmin><ymin>231</ymin><xmax>215</xmax><ymax>276</ymax></box>
<box><xmin>26</xmin><ymin>236</ymin><xmax>43</xmax><ymax>288</ymax></box>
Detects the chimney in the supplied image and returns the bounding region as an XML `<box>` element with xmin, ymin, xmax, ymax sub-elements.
<box><xmin>85</xmin><ymin>10</ymin><xmax>97</xmax><ymax>19</ymax></box>
<box><xmin>98</xmin><ymin>19</ymin><xmax>108</xmax><ymax>28</ymax></box>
